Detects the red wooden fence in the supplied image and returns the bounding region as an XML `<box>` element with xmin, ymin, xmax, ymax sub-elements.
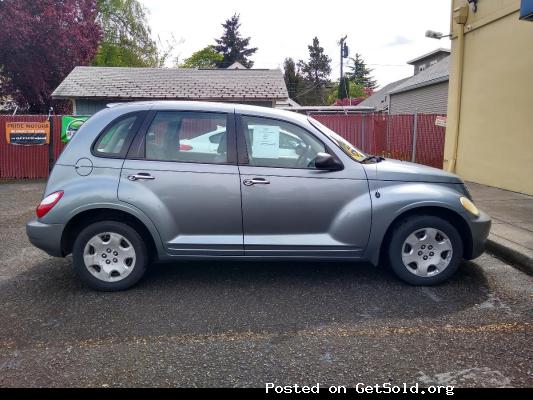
<box><xmin>0</xmin><ymin>113</ymin><xmax>446</xmax><ymax>179</ymax></box>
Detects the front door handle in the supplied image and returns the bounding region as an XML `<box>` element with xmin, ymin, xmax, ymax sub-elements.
<box><xmin>243</xmin><ymin>178</ymin><xmax>270</xmax><ymax>186</ymax></box>
<box><xmin>128</xmin><ymin>173</ymin><xmax>155</xmax><ymax>181</ymax></box>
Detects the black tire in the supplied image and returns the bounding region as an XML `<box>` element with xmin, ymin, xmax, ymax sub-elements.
<box><xmin>388</xmin><ymin>215</ymin><xmax>463</xmax><ymax>285</ymax></box>
<box><xmin>72</xmin><ymin>221</ymin><xmax>148</xmax><ymax>291</ymax></box>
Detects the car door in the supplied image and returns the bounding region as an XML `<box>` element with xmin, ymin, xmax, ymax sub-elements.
<box><xmin>118</xmin><ymin>109</ymin><xmax>243</xmax><ymax>256</ymax></box>
<box><xmin>237</xmin><ymin>114</ymin><xmax>372</xmax><ymax>258</ymax></box>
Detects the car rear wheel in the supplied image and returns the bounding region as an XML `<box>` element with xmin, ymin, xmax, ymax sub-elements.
<box><xmin>388</xmin><ymin>215</ymin><xmax>463</xmax><ymax>285</ymax></box>
<box><xmin>72</xmin><ymin>221</ymin><xmax>148</xmax><ymax>291</ymax></box>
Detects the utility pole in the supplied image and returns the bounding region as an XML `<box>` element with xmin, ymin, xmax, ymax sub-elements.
<box><xmin>339</xmin><ymin>35</ymin><xmax>348</xmax><ymax>81</ymax></box>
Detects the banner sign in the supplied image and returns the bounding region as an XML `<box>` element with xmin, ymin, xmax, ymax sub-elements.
<box><xmin>6</xmin><ymin>121</ymin><xmax>50</xmax><ymax>145</ymax></box>
<box><xmin>61</xmin><ymin>116</ymin><xmax>89</xmax><ymax>143</ymax></box>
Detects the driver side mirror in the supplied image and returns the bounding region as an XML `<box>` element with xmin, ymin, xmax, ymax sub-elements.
<box><xmin>314</xmin><ymin>152</ymin><xmax>343</xmax><ymax>171</ymax></box>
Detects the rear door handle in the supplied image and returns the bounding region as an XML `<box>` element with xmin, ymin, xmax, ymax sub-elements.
<box><xmin>128</xmin><ymin>173</ymin><xmax>155</xmax><ymax>181</ymax></box>
<box><xmin>243</xmin><ymin>178</ymin><xmax>270</xmax><ymax>186</ymax></box>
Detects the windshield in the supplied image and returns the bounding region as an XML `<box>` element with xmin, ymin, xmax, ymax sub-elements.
<box><xmin>308</xmin><ymin>117</ymin><xmax>367</xmax><ymax>162</ymax></box>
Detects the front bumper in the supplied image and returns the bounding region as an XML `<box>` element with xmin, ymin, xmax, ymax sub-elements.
<box><xmin>466</xmin><ymin>209</ymin><xmax>491</xmax><ymax>260</ymax></box>
<box><xmin>26</xmin><ymin>219</ymin><xmax>65</xmax><ymax>257</ymax></box>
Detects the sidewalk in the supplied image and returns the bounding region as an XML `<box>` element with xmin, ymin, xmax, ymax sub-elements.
<box><xmin>467</xmin><ymin>182</ymin><xmax>533</xmax><ymax>274</ymax></box>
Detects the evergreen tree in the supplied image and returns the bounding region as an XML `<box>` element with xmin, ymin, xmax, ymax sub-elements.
<box><xmin>283</xmin><ymin>58</ymin><xmax>302</xmax><ymax>100</ymax></box>
<box><xmin>297</xmin><ymin>37</ymin><xmax>332</xmax><ymax>105</ymax></box>
<box><xmin>298</xmin><ymin>37</ymin><xmax>332</xmax><ymax>84</ymax></box>
<box><xmin>337</xmin><ymin>76</ymin><xmax>350</xmax><ymax>99</ymax></box>
<box><xmin>214</xmin><ymin>14</ymin><xmax>257</xmax><ymax>68</ymax></box>
<box><xmin>347</xmin><ymin>53</ymin><xmax>377</xmax><ymax>89</ymax></box>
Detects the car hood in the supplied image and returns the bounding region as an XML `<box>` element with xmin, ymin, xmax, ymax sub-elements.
<box><xmin>362</xmin><ymin>159</ymin><xmax>463</xmax><ymax>184</ymax></box>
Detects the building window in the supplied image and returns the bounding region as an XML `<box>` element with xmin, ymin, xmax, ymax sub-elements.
<box><xmin>419</xmin><ymin>64</ymin><xmax>427</xmax><ymax>72</ymax></box>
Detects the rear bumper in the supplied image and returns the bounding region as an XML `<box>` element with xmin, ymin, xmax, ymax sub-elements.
<box><xmin>26</xmin><ymin>219</ymin><xmax>65</xmax><ymax>257</ymax></box>
<box><xmin>466</xmin><ymin>210</ymin><xmax>491</xmax><ymax>260</ymax></box>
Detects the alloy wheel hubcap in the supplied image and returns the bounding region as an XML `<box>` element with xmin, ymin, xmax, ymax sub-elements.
<box><xmin>401</xmin><ymin>227</ymin><xmax>453</xmax><ymax>277</ymax></box>
<box><xmin>83</xmin><ymin>232</ymin><xmax>136</xmax><ymax>282</ymax></box>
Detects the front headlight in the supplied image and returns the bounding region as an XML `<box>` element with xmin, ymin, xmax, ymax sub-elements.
<box><xmin>460</xmin><ymin>196</ymin><xmax>479</xmax><ymax>216</ymax></box>
<box><xmin>461</xmin><ymin>184</ymin><xmax>473</xmax><ymax>201</ymax></box>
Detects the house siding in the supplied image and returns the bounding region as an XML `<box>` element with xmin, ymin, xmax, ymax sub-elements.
<box><xmin>411</xmin><ymin>53</ymin><xmax>450</xmax><ymax>75</ymax></box>
<box><xmin>389</xmin><ymin>81</ymin><xmax>449</xmax><ymax>115</ymax></box>
<box><xmin>74</xmin><ymin>99</ymin><xmax>110</xmax><ymax>115</ymax></box>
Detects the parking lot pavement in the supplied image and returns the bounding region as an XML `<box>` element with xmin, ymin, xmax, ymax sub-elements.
<box><xmin>0</xmin><ymin>182</ymin><xmax>531</xmax><ymax>388</ymax></box>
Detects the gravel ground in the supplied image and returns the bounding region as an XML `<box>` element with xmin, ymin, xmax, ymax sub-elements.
<box><xmin>0</xmin><ymin>181</ymin><xmax>531</xmax><ymax>388</ymax></box>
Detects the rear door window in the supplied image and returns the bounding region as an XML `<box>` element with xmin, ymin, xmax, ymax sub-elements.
<box><xmin>145</xmin><ymin>112</ymin><xmax>229</xmax><ymax>164</ymax></box>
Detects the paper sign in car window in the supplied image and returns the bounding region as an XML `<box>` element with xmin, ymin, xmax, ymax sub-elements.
<box><xmin>252</xmin><ymin>125</ymin><xmax>280</xmax><ymax>158</ymax></box>
<box><xmin>342</xmin><ymin>142</ymin><xmax>365</xmax><ymax>161</ymax></box>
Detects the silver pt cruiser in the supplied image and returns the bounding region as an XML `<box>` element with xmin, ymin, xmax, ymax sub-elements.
<box><xmin>26</xmin><ymin>102</ymin><xmax>491</xmax><ymax>291</ymax></box>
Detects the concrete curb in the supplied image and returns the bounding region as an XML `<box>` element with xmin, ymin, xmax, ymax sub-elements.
<box><xmin>486</xmin><ymin>239</ymin><xmax>533</xmax><ymax>276</ymax></box>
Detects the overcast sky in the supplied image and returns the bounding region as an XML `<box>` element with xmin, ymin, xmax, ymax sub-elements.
<box><xmin>139</xmin><ymin>0</ymin><xmax>452</xmax><ymax>89</ymax></box>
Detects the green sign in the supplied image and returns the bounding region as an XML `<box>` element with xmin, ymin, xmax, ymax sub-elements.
<box><xmin>61</xmin><ymin>116</ymin><xmax>89</xmax><ymax>143</ymax></box>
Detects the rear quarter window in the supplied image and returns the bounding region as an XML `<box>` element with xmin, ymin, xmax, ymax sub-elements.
<box><xmin>93</xmin><ymin>113</ymin><xmax>143</xmax><ymax>158</ymax></box>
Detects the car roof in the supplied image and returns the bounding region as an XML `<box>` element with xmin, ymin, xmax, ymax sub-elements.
<box><xmin>106</xmin><ymin>100</ymin><xmax>310</xmax><ymax>126</ymax></box>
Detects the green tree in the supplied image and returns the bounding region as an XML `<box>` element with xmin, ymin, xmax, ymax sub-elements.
<box><xmin>337</xmin><ymin>76</ymin><xmax>350</xmax><ymax>100</ymax></box>
<box><xmin>93</xmin><ymin>0</ymin><xmax>171</xmax><ymax>67</ymax></box>
<box><xmin>179</xmin><ymin>46</ymin><xmax>223</xmax><ymax>69</ymax></box>
<box><xmin>347</xmin><ymin>53</ymin><xmax>377</xmax><ymax>89</ymax></box>
<box><xmin>214</xmin><ymin>14</ymin><xmax>257</xmax><ymax>68</ymax></box>
<box><xmin>327</xmin><ymin>79</ymin><xmax>366</xmax><ymax>105</ymax></box>
<box><xmin>283</xmin><ymin>58</ymin><xmax>303</xmax><ymax>100</ymax></box>
<box><xmin>296</xmin><ymin>37</ymin><xmax>332</xmax><ymax>105</ymax></box>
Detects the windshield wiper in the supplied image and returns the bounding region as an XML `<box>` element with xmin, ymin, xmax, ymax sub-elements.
<box><xmin>361</xmin><ymin>154</ymin><xmax>384</xmax><ymax>163</ymax></box>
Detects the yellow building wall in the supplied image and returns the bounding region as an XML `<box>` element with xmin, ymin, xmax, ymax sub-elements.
<box><xmin>445</xmin><ymin>0</ymin><xmax>533</xmax><ymax>195</ymax></box>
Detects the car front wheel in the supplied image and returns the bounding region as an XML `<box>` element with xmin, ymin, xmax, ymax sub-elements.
<box><xmin>72</xmin><ymin>221</ymin><xmax>148</xmax><ymax>291</ymax></box>
<box><xmin>388</xmin><ymin>215</ymin><xmax>463</xmax><ymax>285</ymax></box>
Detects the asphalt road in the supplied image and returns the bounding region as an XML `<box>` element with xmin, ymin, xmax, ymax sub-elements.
<box><xmin>0</xmin><ymin>182</ymin><xmax>531</xmax><ymax>388</ymax></box>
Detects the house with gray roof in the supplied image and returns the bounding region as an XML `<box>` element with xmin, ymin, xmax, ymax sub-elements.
<box><xmin>406</xmin><ymin>48</ymin><xmax>450</xmax><ymax>75</ymax></box>
<box><xmin>359</xmin><ymin>49</ymin><xmax>450</xmax><ymax>115</ymax></box>
<box><xmin>52</xmin><ymin>66</ymin><xmax>289</xmax><ymax>114</ymax></box>
<box><xmin>388</xmin><ymin>55</ymin><xmax>449</xmax><ymax>114</ymax></box>
<box><xmin>358</xmin><ymin>77</ymin><xmax>410</xmax><ymax>112</ymax></box>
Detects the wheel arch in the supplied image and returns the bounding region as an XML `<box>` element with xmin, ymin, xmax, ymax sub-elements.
<box><xmin>377</xmin><ymin>206</ymin><xmax>474</xmax><ymax>266</ymax></box>
<box><xmin>61</xmin><ymin>207</ymin><xmax>161</xmax><ymax>259</ymax></box>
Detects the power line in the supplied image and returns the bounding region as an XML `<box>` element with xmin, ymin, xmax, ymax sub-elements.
<box><xmin>293</xmin><ymin>82</ymin><xmax>325</xmax><ymax>99</ymax></box>
<box><xmin>367</xmin><ymin>63</ymin><xmax>409</xmax><ymax>67</ymax></box>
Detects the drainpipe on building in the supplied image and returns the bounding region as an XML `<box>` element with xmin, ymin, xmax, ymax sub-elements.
<box><xmin>444</xmin><ymin>4</ymin><xmax>469</xmax><ymax>173</ymax></box>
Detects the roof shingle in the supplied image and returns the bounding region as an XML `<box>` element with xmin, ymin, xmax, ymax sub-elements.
<box><xmin>358</xmin><ymin>77</ymin><xmax>410</xmax><ymax>111</ymax></box>
<box><xmin>52</xmin><ymin>67</ymin><xmax>288</xmax><ymax>100</ymax></box>
<box><xmin>389</xmin><ymin>56</ymin><xmax>450</xmax><ymax>95</ymax></box>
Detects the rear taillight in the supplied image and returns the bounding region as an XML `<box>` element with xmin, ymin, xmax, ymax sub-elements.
<box><xmin>36</xmin><ymin>191</ymin><xmax>64</xmax><ymax>218</ymax></box>
<box><xmin>179</xmin><ymin>144</ymin><xmax>193</xmax><ymax>151</ymax></box>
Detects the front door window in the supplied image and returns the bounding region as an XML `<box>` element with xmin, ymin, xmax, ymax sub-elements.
<box><xmin>242</xmin><ymin>116</ymin><xmax>326</xmax><ymax>169</ymax></box>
